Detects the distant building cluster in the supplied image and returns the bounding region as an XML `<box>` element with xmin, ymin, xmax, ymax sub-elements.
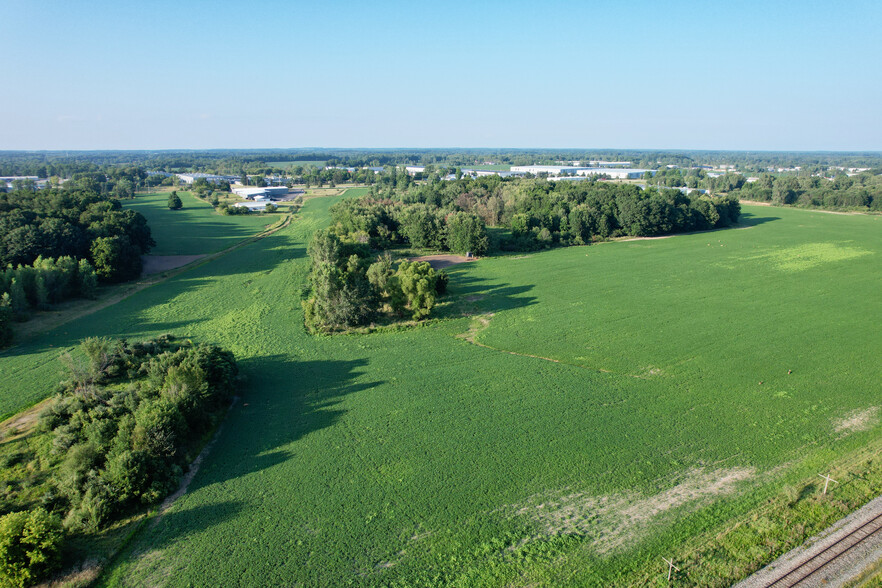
<box><xmin>0</xmin><ymin>176</ymin><xmax>49</xmax><ymax>190</ymax></box>
<box><xmin>509</xmin><ymin>166</ymin><xmax>655</xmax><ymax>179</ymax></box>
<box><xmin>232</xmin><ymin>186</ymin><xmax>290</xmax><ymax>200</ymax></box>
<box><xmin>176</xmin><ymin>173</ymin><xmax>240</xmax><ymax>184</ymax></box>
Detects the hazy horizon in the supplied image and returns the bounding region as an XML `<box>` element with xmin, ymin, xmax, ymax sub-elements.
<box><xmin>2</xmin><ymin>0</ymin><xmax>880</xmax><ymax>151</ymax></box>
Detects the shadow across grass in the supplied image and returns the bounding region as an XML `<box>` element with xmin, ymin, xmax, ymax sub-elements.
<box><xmin>187</xmin><ymin>356</ymin><xmax>383</xmax><ymax>492</ymax></box>
<box><xmin>738</xmin><ymin>212</ymin><xmax>781</xmax><ymax>227</ymax></box>
<box><xmin>436</xmin><ymin>271</ymin><xmax>537</xmax><ymax>320</ymax></box>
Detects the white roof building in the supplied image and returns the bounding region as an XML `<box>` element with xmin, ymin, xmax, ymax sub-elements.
<box><xmin>232</xmin><ymin>186</ymin><xmax>289</xmax><ymax>200</ymax></box>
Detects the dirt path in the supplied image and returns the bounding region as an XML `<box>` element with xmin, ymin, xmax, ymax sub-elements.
<box><xmin>409</xmin><ymin>254</ymin><xmax>473</xmax><ymax>269</ymax></box>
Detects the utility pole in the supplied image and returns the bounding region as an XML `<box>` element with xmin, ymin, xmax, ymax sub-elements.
<box><xmin>819</xmin><ymin>473</ymin><xmax>839</xmax><ymax>494</ymax></box>
<box><xmin>662</xmin><ymin>557</ymin><xmax>681</xmax><ymax>582</ymax></box>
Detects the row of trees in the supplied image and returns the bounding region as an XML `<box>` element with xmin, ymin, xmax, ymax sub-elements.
<box><xmin>340</xmin><ymin>177</ymin><xmax>740</xmax><ymax>252</ymax></box>
<box><xmin>303</xmin><ymin>231</ymin><xmax>448</xmax><ymax>333</ymax></box>
<box><xmin>0</xmin><ymin>336</ymin><xmax>239</xmax><ymax>586</ymax></box>
<box><xmin>725</xmin><ymin>172</ymin><xmax>882</xmax><ymax>209</ymax></box>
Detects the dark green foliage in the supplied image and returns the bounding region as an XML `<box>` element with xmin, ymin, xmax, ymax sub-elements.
<box><xmin>445</xmin><ymin>212</ymin><xmax>489</xmax><ymax>255</ymax></box>
<box><xmin>90</xmin><ymin>236</ymin><xmax>142</xmax><ymax>283</ymax></box>
<box><xmin>167</xmin><ymin>192</ymin><xmax>183</xmax><ymax>210</ymax></box>
<box><xmin>0</xmin><ymin>508</ymin><xmax>63</xmax><ymax>587</ymax></box>
<box><xmin>394</xmin><ymin>261</ymin><xmax>438</xmax><ymax>319</ymax></box>
<box><xmin>397</xmin><ymin>204</ymin><xmax>445</xmax><ymax>249</ymax></box>
<box><xmin>334</xmin><ymin>178</ymin><xmax>739</xmax><ymax>255</ymax></box>
<box><xmin>0</xmin><ymin>257</ymin><xmax>99</xmax><ymax>338</ymax></box>
<box><xmin>728</xmin><ymin>171</ymin><xmax>882</xmax><ymax>211</ymax></box>
<box><xmin>329</xmin><ymin>198</ymin><xmax>400</xmax><ymax>248</ymax></box>
<box><xmin>34</xmin><ymin>336</ymin><xmax>238</xmax><ymax>533</ymax></box>
<box><xmin>303</xmin><ymin>231</ymin><xmax>377</xmax><ymax>332</ymax></box>
<box><xmin>0</xmin><ymin>294</ymin><xmax>11</xmax><ymax>348</ymax></box>
<box><xmin>304</xmin><ymin>231</ymin><xmax>447</xmax><ymax>332</ymax></box>
<box><xmin>219</xmin><ymin>204</ymin><xmax>250</xmax><ymax>215</ymax></box>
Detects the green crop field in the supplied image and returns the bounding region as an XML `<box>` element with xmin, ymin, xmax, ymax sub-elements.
<box><xmin>125</xmin><ymin>191</ymin><xmax>278</xmax><ymax>255</ymax></box>
<box><xmin>1</xmin><ymin>193</ymin><xmax>881</xmax><ymax>586</ymax></box>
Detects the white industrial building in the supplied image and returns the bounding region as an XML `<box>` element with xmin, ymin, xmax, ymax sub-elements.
<box><xmin>510</xmin><ymin>166</ymin><xmax>655</xmax><ymax>179</ymax></box>
<box><xmin>233</xmin><ymin>201</ymin><xmax>275</xmax><ymax>212</ymax></box>
<box><xmin>232</xmin><ymin>186</ymin><xmax>289</xmax><ymax>200</ymax></box>
<box><xmin>177</xmin><ymin>173</ymin><xmax>240</xmax><ymax>185</ymax></box>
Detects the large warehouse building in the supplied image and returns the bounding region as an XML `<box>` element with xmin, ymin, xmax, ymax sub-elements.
<box><xmin>510</xmin><ymin>166</ymin><xmax>655</xmax><ymax>179</ymax></box>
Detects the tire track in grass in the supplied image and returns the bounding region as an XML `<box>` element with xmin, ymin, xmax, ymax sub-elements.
<box><xmin>456</xmin><ymin>313</ymin><xmax>654</xmax><ymax>380</ymax></box>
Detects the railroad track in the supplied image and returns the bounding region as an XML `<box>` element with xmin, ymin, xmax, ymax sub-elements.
<box><xmin>763</xmin><ymin>510</ymin><xmax>882</xmax><ymax>587</ymax></box>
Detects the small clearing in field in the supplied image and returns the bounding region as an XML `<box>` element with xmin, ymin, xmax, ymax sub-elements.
<box><xmin>503</xmin><ymin>467</ymin><xmax>755</xmax><ymax>555</ymax></box>
<box><xmin>833</xmin><ymin>407</ymin><xmax>879</xmax><ymax>435</ymax></box>
<box><xmin>409</xmin><ymin>254</ymin><xmax>472</xmax><ymax>269</ymax></box>
<box><xmin>141</xmin><ymin>254</ymin><xmax>206</xmax><ymax>276</ymax></box>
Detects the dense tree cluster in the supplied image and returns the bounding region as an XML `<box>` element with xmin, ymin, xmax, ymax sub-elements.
<box><xmin>0</xmin><ymin>336</ymin><xmax>238</xmax><ymax>585</ymax></box>
<box><xmin>302</xmin><ymin>231</ymin><xmax>447</xmax><ymax>333</ymax></box>
<box><xmin>0</xmin><ymin>187</ymin><xmax>154</xmax><ymax>275</ymax></box>
<box><xmin>349</xmin><ymin>177</ymin><xmax>740</xmax><ymax>252</ymax></box>
<box><xmin>0</xmin><ymin>255</ymin><xmax>97</xmax><ymax>322</ymax></box>
<box><xmin>726</xmin><ymin>172</ymin><xmax>882</xmax><ymax>210</ymax></box>
<box><xmin>328</xmin><ymin>198</ymin><xmax>489</xmax><ymax>255</ymax></box>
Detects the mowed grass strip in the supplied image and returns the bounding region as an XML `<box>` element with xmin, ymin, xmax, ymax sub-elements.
<box><xmin>1</xmin><ymin>196</ymin><xmax>880</xmax><ymax>585</ymax></box>
<box><xmin>125</xmin><ymin>191</ymin><xmax>276</xmax><ymax>255</ymax></box>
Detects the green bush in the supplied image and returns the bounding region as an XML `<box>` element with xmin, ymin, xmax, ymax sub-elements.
<box><xmin>0</xmin><ymin>509</ymin><xmax>63</xmax><ymax>588</ymax></box>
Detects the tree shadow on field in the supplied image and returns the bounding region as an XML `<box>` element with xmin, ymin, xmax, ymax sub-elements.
<box><xmin>187</xmin><ymin>356</ymin><xmax>383</xmax><ymax>493</ymax></box>
<box><xmin>105</xmin><ymin>501</ymin><xmax>245</xmax><ymax>573</ymax></box>
<box><xmin>435</xmin><ymin>271</ymin><xmax>537</xmax><ymax>320</ymax></box>
<box><xmin>738</xmin><ymin>212</ymin><xmax>780</xmax><ymax>227</ymax></box>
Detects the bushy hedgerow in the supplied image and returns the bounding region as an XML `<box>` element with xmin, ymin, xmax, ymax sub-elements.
<box><xmin>36</xmin><ymin>335</ymin><xmax>238</xmax><ymax>531</ymax></box>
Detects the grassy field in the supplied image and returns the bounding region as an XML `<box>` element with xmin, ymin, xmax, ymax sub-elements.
<box><xmin>1</xmin><ymin>195</ymin><xmax>881</xmax><ymax>585</ymax></box>
<box><xmin>125</xmin><ymin>191</ymin><xmax>280</xmax><ymax>255</ymax></box>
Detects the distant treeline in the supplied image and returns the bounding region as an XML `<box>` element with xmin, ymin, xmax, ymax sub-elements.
<box><xmin>4</xmin><ymin>150</ymin><xmax>882</xmax><ymax>179</ymax></box>
<box><xmin>727</xmin><ymin>172</ymin><xmax>882</xmax><ymax>210</ymax></box>
<box><xmin>0</xmin><ymin>335</ymin><xmax>238</xmax><ymax>586</ymax></box>
<box><xmin>327</xmin><ymin>177</ymin><xmax>740</xmax><ymax>254</ymax></box>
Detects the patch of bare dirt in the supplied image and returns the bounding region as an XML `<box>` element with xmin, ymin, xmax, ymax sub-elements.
<box><xmin>409</xmin><ymin>254</ymin><xmax>473</xmax><ymax>269</ymax></box>
<box><xmin>0</xmin><ymin>398</ymin><xmax>51</xmax><ymax>442</ymax></box>
<box><xmin>141</xmin><ymin>254</ymin><xmax>206</xmax><ymax>276</ymax></box>
<box><xmin>501</xmin><ymin>467</ymin><xmax>755</xmax><ymax>555</ymax></box>
<box><xmin>834</xmin><ymin>407</ymin><xmax>879</xmax><ymax>435</ymax></box>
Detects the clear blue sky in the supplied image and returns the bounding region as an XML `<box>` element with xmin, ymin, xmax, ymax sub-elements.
<box><xmin>1</xmin><ymin>0</ymin><xmax>880</xmax><ymax>150</ymax></box>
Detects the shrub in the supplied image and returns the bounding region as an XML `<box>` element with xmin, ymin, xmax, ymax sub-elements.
<box><xmin>0</xmin><ymin>509</ymin><xmax>63</xmax><ymax>588</ymax></box>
